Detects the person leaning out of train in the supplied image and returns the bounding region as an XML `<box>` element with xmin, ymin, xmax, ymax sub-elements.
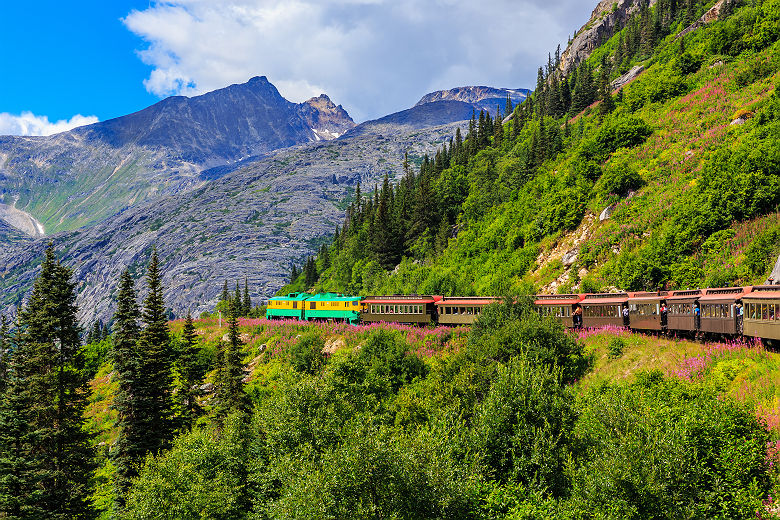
<box><xmin>622</xmin><ymin>305</ymin><xmax>629</xmax><ymax>327</ymax></box>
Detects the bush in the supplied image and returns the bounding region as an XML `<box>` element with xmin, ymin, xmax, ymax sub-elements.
<box><xmin>289</xmin><ymin>331</ymin><xmax>325</xmax><ymax>374</ymax></box>
<box><xmin>569</xmin><ymin>380</ymin><xmax>774</xmax><ymax>519</ymax></box>
<box><xmin>595</xmin><ymin>158</ymin><xmax>644</xmax><ymax>198</ymax></box>
<box><xmin>607</xmin><ymin>337</ymin><xmax>625</xmax><ymax>359</ymax></box>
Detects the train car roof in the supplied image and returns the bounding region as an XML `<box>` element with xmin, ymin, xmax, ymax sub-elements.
<box><xmin>268</xmin><ymin>292</ymin><xmax>313</xmax><ymax>301</ymax></box>
<box><xmin>362</xmin><ymin>295</ymin><xmax>442</xmax><ymax>304</ymax></box>
<box><xmin>665</xmin><ymin>289</ymin><xmax>703</xmax><ymax>302</ymax></box>
<box><xmin>698</xmin><ymin>287</ymin><xmax>749</xmax><ymax>303</ymax></box>
<box><xmin>743</xmin><ymin>285</ymin><xmax>780</xmax><ymax>300</ymax></box>
<box><xmin>437</xmin><ymin>297</ymin><xmax>497</xmax><ymax>306</ymax></box>
<box><xmin>627</xmin><ymin>291</ymin><xmax>669</xmax><ymax>303</ymax></box>
<box><xmin>534</xmin><ymin>294</ymin><xmax>585</xmax><ymax>305</ymax></box>
<box><xmin>580</xmin><ymin>293</ymin><xmax>630</xmax><ymax>305</ymax></box>
<box><xmin>306</xmin><ymin>292</ymin><xmax>362</xmax><ymax>302</ymax></box>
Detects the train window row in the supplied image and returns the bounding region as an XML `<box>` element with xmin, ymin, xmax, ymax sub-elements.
<box><xmin>583</xmin><ymin>305</ymin><xmax>622</xmax><ymax>318</ymax></box>
<box><xmin>630</xmin><ymin>303</ymin><xmax>659</xmax><ymax>316</ymax></box>
<box><xmin>746</xmin><ymin>303</ymin><xmax>780</xmax><ymax>321</ymax></box>
<box><xmin>369</xmin><ymin>304</ymin><xmax>423</xmax><ymax>315</ymax></box>
<box><xmin>701</xmin><ymin>304</ymin><xmax>733</xmax><ymax>319</ymax></box>
<box><xmin>310</xmin><ymin>301</ymin><xmax>358</xmax><ymax>309</ymax></box>
<box><xmin>440</xmin><ymin>306</ymin><xmax>484</xmax><ymax>316</ymax></box>
<box><xmin>669</xmin><ymin>303</ymin><xmax>693</xmax><ymax>315</ymax></box>
<box><xmin>537</xmin><ymin>306</ymin><xmax>572</xmax><ymax>318</ymax></box>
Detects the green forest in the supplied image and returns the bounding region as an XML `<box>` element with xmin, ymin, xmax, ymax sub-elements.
<box><xmin>1</xmin><ymin>245</ymin><xmax>778</xmax><ymax>519</ymax></box>
<box><xmin>2</xmin><ymin>0</ymin><xmax>780</xmax><ymax>518</ymax></box>
<box><xmin>283</xmin><ymin>0</ymin><xmax>780</xmax><ymax>297</ymax></box>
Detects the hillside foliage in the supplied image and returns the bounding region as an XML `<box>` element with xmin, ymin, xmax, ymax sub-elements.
<box><xmin>286</xmin><ymin>0</ymin><xmax>780</xmax><ymax>297</ymax></box>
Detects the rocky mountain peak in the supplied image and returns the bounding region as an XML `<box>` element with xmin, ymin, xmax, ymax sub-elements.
<box><xmin>415</xmin><ymin>86</ymin><xmax>531</xmax><ymax>113</ymax></box>
<box><xmin>298</xmin><ymin>94</ymin><xmax>355</xmax><ymax>140</ymax></box>
<box><xmin>559</xmin><ymin>0</ymin><xmax>657</xmax><ymax>76</ymax></box>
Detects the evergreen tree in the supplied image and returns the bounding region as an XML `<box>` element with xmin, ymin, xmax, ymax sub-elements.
<box><xmin>111</xmin><ymin>268</ymin><xmax>142</xmax><ymax>510</ymax></box>
<box><xmin>243</xmin><ymin>278</ymin><xmax>251</xmax><ymax>315</ymax></box>
<box><xmin>0</xmin><ymin>316</ymin><xmax>7</xmax><ymax>395</ymax></box>
<box><xmin>136</xmin><ymin>248</ymin><xmax>175</xmax><ymax>456</ymax></box>
<box><xmin>213</xmin><ymin>302</ymin><xmax>249</xmax><ymax>422</ymax></box>
<box><xmin>304</xmin><ymin>257</ymin><xmax>318</xmax><ymax>287</ymax></box>
<box><xmin>220</xmin><ymin>280</ymin><xmax>230</xmax><ymax>306</ymax></box>
<box><xmin>290</xmin><ymin>265</ymin><xmax>299</xmax><ymax>284</ymax></box>
<box><xmin>234</xmin><ymin>281</ymin><xmax>242</xmax><ymax>315</ymax></box>
<box><xmin>0</xmin><ymin>244</ymin><xmax>96</xmax><ymax>518</ymax></box>
<box><xmin>175</xmin><ymin>313</ymin><xmax>202</xmax><ymax>432</ymax></box>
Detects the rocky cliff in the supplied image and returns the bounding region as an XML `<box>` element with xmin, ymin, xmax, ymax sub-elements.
<box><xmin>559</xmin><ymin>0</ymin><xmax>657</xmax><ymax>76</ymax></box>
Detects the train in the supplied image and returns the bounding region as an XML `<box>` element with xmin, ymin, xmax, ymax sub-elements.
<box><xmin>265</xmin><ymin>285</ymin><xmax>780</xmax><ymax>342</ymax></box>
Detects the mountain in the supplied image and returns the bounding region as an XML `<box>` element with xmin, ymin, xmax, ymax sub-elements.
<box><xmin>343</xmin><ymin>100</ymin><xmax>477</xmax><ymax>137</ymax></box>
<box><xmin>0</xmin><ymin>76</ymin><xmax>354</xmax><ymax>236</ymax></box>
<box><xmin>0</xmin><ymin>118</ymin><xmax>463</xmax><ymax>324</ymax></box>
<box><xmin>415</xmin><ymin>86</ymin><xmax>530</xmax><ymax>113</ymax></box>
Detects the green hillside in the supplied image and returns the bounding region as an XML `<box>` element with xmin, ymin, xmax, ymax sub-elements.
<box><xmin>297</xmin><ymin>0</ymin><xmax>780</xmax><ymax>297</ymax></box>
<box><xmin>80</xmin><ymin>311</ymin><xmax>780</xmax><ymax>519</ymax></box>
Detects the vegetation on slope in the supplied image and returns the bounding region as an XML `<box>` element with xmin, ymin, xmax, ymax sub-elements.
<box><xmin>290</xmin><ymin>0</ymin><xmax>780</xmax><ymax>297</ymax></box>
<box><xmin>75</xmin><ymin>308</ymin><xmax>780</xmax><ymax>519</ymax></box>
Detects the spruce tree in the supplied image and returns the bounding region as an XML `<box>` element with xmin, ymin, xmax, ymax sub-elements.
<box><xmin>0</xmin><ymin>316</ymin><xmax>9</xmax><ymax>395</ymax></box>
<box><xmin>0</xmin><ymin>244</ymin><xmax>95</xmax><ymax>518</ymax></box>
<box><xmin>213</xmin><ymin>302</ymin><xmax>249</xmax><ymax>422</ymax></box>
<box><xmin>243</xmin><ymin>278</ymin><xmax>251</xmax><ymax>316</ymax></box>
<box><xmin>175</xmin><ymin>313</ymin><xmax>202</xmax><ymax>431</ymax></box>
<box><xmin>220</xmin><ymin>280</ymin><xmax>230</xmax><ymax>305</ymax></box>
<box><xmin>137</xmin><ymin>248</ymin><xmax>174</xmax><ymax>455</ymax></box>
<box><xmin>111</xmin><ymin>268</ymin><xmax>142</xmax><ymax>510</ymax></box>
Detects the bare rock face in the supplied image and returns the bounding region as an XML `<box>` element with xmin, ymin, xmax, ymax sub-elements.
<box><xmin>767</xmin><ymin>255</ymin><xmax>780</xmax><ymax>285</ymax></box>
<box><xmin>298</xmin><ymin>94</ymin><xmax>356</xmax><ymax>140</ymax></box>
<box><xmin>676</xmin><ymin>0</ymin><xmax>726</xmax><ymax>39</ymax></box>
<box><xmin>611</xmin><ymin>65</ymin><xmax>645</xmax><ymax>92</ymax></box>
<box><xmin>559</xmin><ymin>0</ymin><xmax>657</xmax><ymax>76</ymax></box>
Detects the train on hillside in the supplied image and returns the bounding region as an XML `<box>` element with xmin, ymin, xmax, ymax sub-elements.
<box><xmin>265</xmin><ymin>285</ymin><xmax>780</xmax><ymax>342</ymax></box>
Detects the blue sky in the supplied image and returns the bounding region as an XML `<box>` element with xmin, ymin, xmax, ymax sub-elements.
<box><xmin>0</xmin><ymin>0</ymin><xmax>594</xmax><ymax>135</ymax></box>
<box><xmin>1</xmin><ymin>1</ymin><xmax>157</xmax><ymax>126</ymax></box>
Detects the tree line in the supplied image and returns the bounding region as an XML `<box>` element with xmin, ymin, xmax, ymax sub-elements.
<box><xmin>0</xmin><ymin>246</ymin><xmax>251</xmax><ymax>517</ymax></box>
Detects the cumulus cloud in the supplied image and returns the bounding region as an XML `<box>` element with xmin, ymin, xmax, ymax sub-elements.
<box><xmin>124</xmin><ymin>0</ymin><xmax>593</xmax><ymax>122</ymax></box>
<box><xmin>0</xmin><ymin>112</ymin><xmax>99</xmax><ymax>137</ymax></box>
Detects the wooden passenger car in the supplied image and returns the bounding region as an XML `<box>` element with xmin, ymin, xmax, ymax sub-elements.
<box><xmin>534</xmin><ymin>294</ymin><xmax>585</xmax><ymax>328</ymax></box>
<box><xmin>698</xmin><ymin>287</ymin><xmax>748</xmax><ymax>336</ymax></box>
<box><xmin>437</xmin><ymin>296</ymin><xmax>496</xmax><ymax>325</ymax></box>
<box><xmin>743</xmin><ymin>286</ymin><xmax>780</xmax><ymax>340</ymax></box>
<box><xmin>266</xmin><ymin>292</ymin><xmax>313</xmax><ymax>320</ymax></box>
<box><xmin>627</xmin><ymin>291</ymin><xmax>668</xmax><ymax>331</ymax></box>
<box><xmin>303</xmin><ymin>293</ymin><xmax>362</xmax><ymax>323</ymax></box>
<box><xmin>580</xmin><ymin>293</ymin><xmax>630</xmax><ymax>328</ymax></box>
<box><xmin>665</xmin><ymin>289</ymin><xmax>702</xmax><ymax>332</ymax></box>
<box><xmin>360</xmin><ymin>295</ymin><xmax>442</xmax><ymax>324</ymax></box>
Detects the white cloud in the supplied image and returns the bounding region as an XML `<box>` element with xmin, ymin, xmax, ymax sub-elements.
<box><xmin>0</xmin><ymin>112</ymin><xmax>99</xmax><ymax>137</ymax></box>
<box><xmin>123</xmin><ymin>0</ymin><xmax>594</xmax><ymax>122</ymax></box>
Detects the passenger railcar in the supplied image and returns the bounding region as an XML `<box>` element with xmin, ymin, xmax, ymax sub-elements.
<box><xmin>534</xmin><ymin>294</ymin><xmax>585</xmax><ymax>328</ymax></box>
<box><xmin>266</xmin><ymin>292</ymin><xmax>313</xmax><ymax>320</ymax></box>
<box><xmin>304</xmin><ymin>293</ymin><xmax>362</xmax><ymax>323</ymax></box>
<box><xmin>360</xmin><ymin>295</ymin><xmax>442</xmax><ymax>324</ymax></box>
<box><xmin>665</xmin><ymin>289</ymin><xmax>701</xmax><ymax>333</ymax></box>
<box><xmin>743</xmin><ymin>286</ymin><xmax>780</xmax><ymax>341</ymax></box>
<box><xmin>627</xmin><ymin>291</ymin><xmax>668</xmax><ymax>331</ymax></box>
<box><xmin>580</xmin><ymin>293</ymin><xmax>630</xmax><ymax>329</ymax></box>
<box><xmin>437</xmin><ymin>296</ymin><xmax>496</xmax><ymax>325</ymax></box>
<box><xmin>698</xmin><ymin>287</ymin><xmax>747</xmax><ymax>336</ymax></box>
